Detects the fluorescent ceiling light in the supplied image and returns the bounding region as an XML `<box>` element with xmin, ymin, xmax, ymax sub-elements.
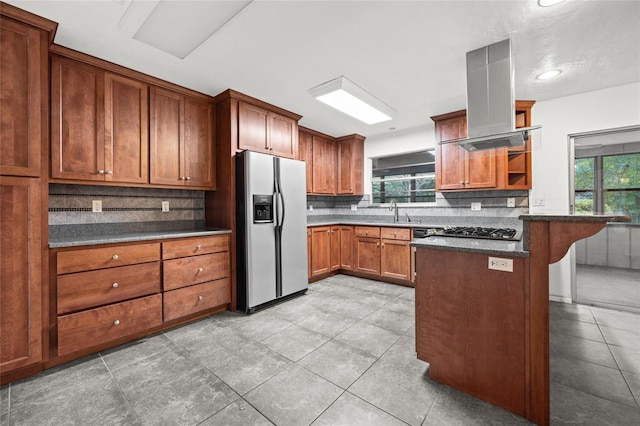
<box><xmin>536</xmin><ymin>69</ymin><xmax>562</xmax><ymax>80</ymax></box>
<box><xmin>132</xmin><ymin>0</ymin><xmax>252</xmax><ymax>59</ymax></box>
<box><xmin>309</xmin><ymin>76</ymin><xmax>394</xmax><ymax>124</ymax></box>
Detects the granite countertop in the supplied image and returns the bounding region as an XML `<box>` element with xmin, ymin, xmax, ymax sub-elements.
<box><xmin>307</xmin><ymin>220</ymin><xmax>417</xmax><ymax>228</ymax></box>
<box><xmin>519</xmin><ymin>214</ymin><xmax>631</xmax><ymax>223</ymax></box>
<box><xmin>49</xmin><ymin>228</ymin><xmax>232</xmax><ymax>248</ymax></box>
<box><xmin>410</xmin><ymin>236</ymin><xmax>528</xmax><ymax>257</ymax></box>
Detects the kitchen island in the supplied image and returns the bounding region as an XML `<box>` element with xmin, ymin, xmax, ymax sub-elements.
<box><xmin>411</xmin><ymin>214</ymin><xmax>631</xmax><ymax>426</ymax></box>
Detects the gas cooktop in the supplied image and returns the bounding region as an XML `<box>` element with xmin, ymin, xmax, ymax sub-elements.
<box><xmin>413</xmin><ymin>226</ymin><xmax>522</xmax><ymax>241</ymax></box>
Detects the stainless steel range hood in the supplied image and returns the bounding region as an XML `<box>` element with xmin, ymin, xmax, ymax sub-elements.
<box><xmin>455</xmin><ymin>39</ymin><xmax>540</xmax><ymax>152</ymax></box>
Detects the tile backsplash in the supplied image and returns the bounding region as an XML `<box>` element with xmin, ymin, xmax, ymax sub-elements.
<box><xmin>49</xmin><ymin>184</ymin><xmax>205</xmax><ymax>238</ymax></box>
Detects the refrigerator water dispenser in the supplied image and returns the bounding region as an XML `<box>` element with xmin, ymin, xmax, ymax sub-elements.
<box><xmin>253</xmin><ymin>195</ymin><xmax>273</xmax><ymax>223</ymax></box>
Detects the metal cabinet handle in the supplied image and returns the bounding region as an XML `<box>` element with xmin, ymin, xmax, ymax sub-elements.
<box><xmin>106</xmin><ymin>170</ymin><xmax>113</xmax><ymax>175</ymax></box>
<box><xmin>198</xmin><ymin>295</ymin><xmax>204</xmax><ymax>301</ymax></box>
<box><xmin>112</xmin><ymin>254</ymin><xmax>119</xmax><ymax>260</ymax></box>
<box><xmin>186</xmin><ymin>176</ymin><xmax>192</xmax><ymax>181</ymax></box>
<box><xmin>376</xmin><ymin>242</ymin><xmax>380</xmax><ymax>247</ymax></box>
<box><xmin>381</xmin><ymin>243</ymin><xmax>385</xmax><ymax>247</ymax></box>
<box><xmin>112</xmin><ymin>282</ymin><xmax>119</xmax><ymax>288</ymax></box>
<box><xmin>113</xmin><ymin>319</ymin><xmax>120</xmax><ymax>326</ymax></box>
<box><xmin>196</xmin><ymin>245</ymin><xmax>202</xmax><ymax>250</ymax></box>
<box><xmin>197</xmin><ymin>267</ymin><xmax>203</xmax><ymax>273</ymax></box>
<box><xmin>97</xmin><ymin>169</ymin><xmax>105</xmax><ymax>175</ymax></box>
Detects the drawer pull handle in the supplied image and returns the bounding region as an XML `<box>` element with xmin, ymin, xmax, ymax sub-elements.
<box><xmin>197</xmin><ymin>267</ymin><xmax>204</xmax><ymax>273</ymax></box>
<box><xmin>198</xmin><ymin>295</ymin><xmax>204</xmax><ymax>301</ymax></box>
<box><xmin>97</xmin><ymin>169</ymin><xmax>105</xmax><ymax>175</ymax></box>
<box><xmin>113</xmin><ymin>319</ymin><xmax>120</xmax><ymax>326</ymax></box>
<box><xmin>196</xmin><ymin>245</ymin><xmax>202</xmax><ymax>250</ymax></box>
<box><xmin>112</xmin><ymin>282</ymin><xmax>119</xmax><ymax>288</ymax></box>
<box><xmin>112</xmin><ymin>254</ymin><xmax>119</xmax><ymax>260</ymax></box>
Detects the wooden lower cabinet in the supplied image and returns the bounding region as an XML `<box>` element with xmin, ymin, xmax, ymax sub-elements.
<box><xmin>381</xmin><ymin>239</ymin><xmax>411</xmax><ymax>281</ymax></box>
<box><xmin>330</xmin><ymin>226</ymin><xmax>341</xmax><ymax>271</ymax></box>
<box><xmin>309</xmin><ymin>225</ymin><xmax>354</xmax><ymax>278</ymax></box>
<box><xmin>310</xmin><ymin>226</ymin><xmax>331</xmax><ymax>276</ymax></box>
<box><xmin>355</xmin><ymin>236</ymin><xmax>381</xmax><ymax>275</ymax></box>
<box><xmin>50</xmin><ymin>234</ymin><xmax>231</xmax><ymax>366</ymax></box>
<box><xmin>58</xmin><ymin>295</ymin><xmax>163</xmax><ymax>356</ymax></box>
<box><xmin>338</xmin><ymin>226</ymin><xmax>354</xmax><ymax>270</ymax></box>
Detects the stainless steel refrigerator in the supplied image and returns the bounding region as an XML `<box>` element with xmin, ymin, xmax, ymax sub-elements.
<box><xmin>236</xmin><ymin>150</ymin><xmax>308</xmax><ymax>313</ymax></box>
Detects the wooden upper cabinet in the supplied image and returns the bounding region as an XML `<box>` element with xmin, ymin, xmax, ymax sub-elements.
<box><xmin>433</xmin><ymin>101</ymin><xmax>534</xmax><ymax>191</ymax></box>
<box><xmin>51</xmin><ymin>56</ymin><xmax>105</xmax><ymax>182</ymax></box>
<box><xmin>312</xmin><ymin>135</ymin><xmax>336</xmax><ymax>194</ymax></box>
<box><xmin>51</xmin><ymin>56</ymin><xmax>149</xmax><ymax>184</ymax></box>
<box><xmin>298</xmin><ymin>130</ymin><xmax>313</xmax><ymax>193</ymax></box>
<box><xmin>237</xmin><ymin>101</ymin><xmax>297</xmax><ymax>159</ymax></box>
<box><xmin>150</xmin><ymin>87</ymin><xmax>215</xmax><ymax>189</ymax></box>
<box><xmin>336</xmin><ymin>134</ymin><xmax>365</xmax><ymax>195</ymax></box>
<box><xmin>105</xmin><ymin>73</ymin><xmax>148</xmax><ymax>184</ymax></box>
<box><xmin>0</xmin><ymin>16</ymin><xmax>47</xmax><ymax>177</ymax></box>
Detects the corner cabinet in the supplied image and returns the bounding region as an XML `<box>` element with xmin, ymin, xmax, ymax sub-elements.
<box><xmin>432</xmin><ymin>101</ymin><xmax>534</xmax><ymax>191</ymax></box>
<box><xmin>150</xmin><ymin>87</ymin><xmax>215</xmax><ymax>189</ymax></box>
<box><xmin>298</xmin><ymin>127</ymin><xmax>365</xmax><ymax>196</ymax></box>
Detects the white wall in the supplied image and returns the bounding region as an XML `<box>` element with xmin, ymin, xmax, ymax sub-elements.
<box><xmin>362</xmin><ymin>82</ymin><xmax>640</xmax><ymax>301</ymax></box>
<box><xmin>532</xmin><ymin>82</ymin><xmax>640</xmax><ymax>300</ymax></box>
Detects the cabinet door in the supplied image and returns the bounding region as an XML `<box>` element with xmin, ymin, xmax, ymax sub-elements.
<box><xmin>337</xmin><ymin>140</ymin><xmax>353</xmax><ymax>194</ymax></box>
<box><xmin>269</xmin><ymin>112</ymin><xmax>297</xmax><ymax>159</ymax></box>
<box><xmin>105</xmin><ymin>73</ymin><xmax>148</xmax><ymax>184</ymax></box>
<box><xmin>355</xmin><ymin>237</ymin><xmax>380</xmax><ymax>275</ymax></box>
<box><xmin>312</xmin><ymin>136</ymin><xmax>335</xmax><ymax>194</ymax></box>
<box><xmin>307</xmin><ymin>228</ymin><xmax>312</xmax><ymax>278</ymax></box>
<box><xmin>0</xmin><ymin>19</ymin><xmax>43</xmax><ymax>177</ymax></box>
<box><xmin>310</xmin><ymin>226</ymin><xmax>331</xmax><ymax>276</ymax></box>
<box><xmin>465</xmin><ymin>149</ymin><xmax>496</xmax><ymax>189</ymax></box>
<box><xmin>238</xmin><ymin>102</ymin><xmax>268</xmax><ymax>153</ymax></box>
<box><xmin>184</xmin><ymin>96</ymin><xmax>215</xmax><ymax>188</ymax></box>
<box><xmin>381</xmin><ymin>239</ymin><xmax>411</xmax><ymax>280</ymax></box>
<box><xmin>51</xmin><ymin>56</ymin><xmax>105</xmax><ymax>181</ymax></box>
<box><xmin>150</xmin><ymin>87</ymin><xmax>183</xmax><ymax>186</ymax></box>
<box><xmin>298</xmin><ymin>131</ymin><xmax>313</xmax><ymax>193</ymax></box>
<box><xmin>339</xmin><ymin>226</ymin><xmax>354</xmax><ymax>270</ymax></box>
<box><xmin>435</xmin><ymin>116</ymin><xmax>465</xmax><ymax>190</ymax></box>
<box><xmin>0</xmin><ymin>177</ymin><xmax>42</xmax><ymax>372</ymax></box>
<box><xmin>330</xmin><ymin>226</ymin><xmax>341</xmax><ymax>271</ymax></box>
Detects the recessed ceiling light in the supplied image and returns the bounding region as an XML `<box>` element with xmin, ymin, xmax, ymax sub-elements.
<box><xmin>536</xmin><ymin>69</ymin><xmax>562</xmax><ymax>80</ymax></box>
<box><xmin>309</xmin><ymin>76</ymin><xmax>394</xmax><ymax>125</ymax></box>
<box><xmin>538</xmin><ymin>0</ymin><xmax>566</xmax><ymax>7</ymax></box>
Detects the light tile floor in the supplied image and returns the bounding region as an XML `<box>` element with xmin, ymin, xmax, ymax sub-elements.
<box><xmin>1</xmin><ymin>275</ymin><xmax>639</xmax><ymax>425</ymax></box>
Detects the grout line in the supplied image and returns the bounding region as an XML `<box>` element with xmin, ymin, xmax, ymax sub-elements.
<box><xmin>98</xmin><ymin>353</ymin><xmax>144</xmax><ymax>425</ymax></box>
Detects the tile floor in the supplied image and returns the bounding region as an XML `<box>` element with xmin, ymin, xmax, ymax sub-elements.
<box><xmin>1</xmin><ymin>275</ymin><xmax>639</xmax><ymax>425</ymax></box>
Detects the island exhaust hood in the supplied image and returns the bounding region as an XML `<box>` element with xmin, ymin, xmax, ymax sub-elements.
<box><xmin>454</xmin><ymin>39</ymin><xmax>540</xmax><ymax>152</ymax></box>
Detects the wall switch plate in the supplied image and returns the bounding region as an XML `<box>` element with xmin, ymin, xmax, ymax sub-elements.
<box><xmin>471</xmin><ymin>202</ymin><xmax>481</xmax><ymax>211</ymax></box>
<box><xmin>92</xmin><ymin>200</ymin><xmax>102</xmax><ymax>213</ymax></box>
<box><xmin>507</xmin><ymin>197</ymin><xmax>516</xmax><ymax>208</ymax></box>
<box><xmin>488</xmin><ymin>257</ymin><xmax>513</xmax><ymax>272</ymax></box>
<box><xmin>309</xmin><ymin>205</ymin><xmax>313</xmax><ymax>212</ymax></box>
<box><xmin>351</xmin><ymin>204</ymin><xmax>357</xmax><ymax>211</ymax></box>
<box><xmin>533</xmin><ymin>196</ymin><xmax>545</xmax><ymax>207</ymax></box>
<box><xmin>162</xmin><ymin>201</ymin><xmax>170</xmax><ymax>212</ymax></box>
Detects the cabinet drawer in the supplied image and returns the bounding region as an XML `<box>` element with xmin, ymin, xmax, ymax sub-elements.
<box><xmin>380</xmin><ymin>227</ymin><xmax>411</xmax><ymax>241</ymax></box>
<box><xmin>163</xmin><ymin>252</ymin><xmax>230</xmax><ymax>291</ymax></box>
<box><xmin>163</xmin><ymin>279</ymin><xmax>230</xmax><ymax>322</ymax></box>
<box><xmin>57</xmin><ymin>243</ymin><xmax>161</xmax><ymax>274</ymax></box>
<box><xmin>57</xmin><ymin>262</ymin><xmax>161</xmax><ymax>315</ymax></box>
<box><xmin>162</xmin><ymin>235</ymin><xmax>229</xmax><ymax>260</ymax></box>
<box><xmin>354</xmin><ymin>226</ymin><xmax>380</xmax><ymax>238</ymax></box>
<box><xmin>57</xmin><ymin>294</ymin><xmax>162</xmax><ymax>356</ymax></box>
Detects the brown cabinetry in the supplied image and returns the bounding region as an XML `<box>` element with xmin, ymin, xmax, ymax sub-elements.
<box><xmin>238</xmin><ymin>101</ymin><xmax>297</xmax><ymax>159</ymax></box>
<box><xmin>51</xmin><ymin>56</ymin><xmax>149</xmax><ymax>184</ymax></box>
<box><xmin>150</xmin><ymin>86</ymin><xmax>215</xmax><ymax>189</ymax></box>
<box><xmin>54</xmin><ymin>242</ymin><xmax>162</xmax><ymax>356</ymax></box>
<box><xmin>432</xmin><ymin>101</ymin><xmax>534</xmax><ymax>192</ymax></box>
<box><xmin>338</xmin><ymin>226</ymin><xmax>354</xmax><ymax>270</ymax></box>
<box><xmin>355</xmin><ymin>226</ymin><xmax>381</xmax><ymax>275</ymax></box>
<box><xmin>0</xmin><ymin>4</ymin><xmax>55</xmax><ymax>384</ymax></box>
<box><xmin>161</xmin><ymin>235</ymin><xmax>230</xmax><ymax>321</ymax></box>
<box><xmin>310</xmin><ymin>226</ymin><xmax>331</xmax><ymax>276</ymax></box>
<box><xmin>299</xmin><ymin>128</ymin><xmax>365</xmax><ymax>196</ymax></box>
<box><xmin>380</xmin><ymin>228</ymin><xmax>412</xmax><ymax>281</ymax></box>
<box><xmin>309</xmin><ymin>225</ymin><xmax>354</xmax><ymax>278</ymax></box>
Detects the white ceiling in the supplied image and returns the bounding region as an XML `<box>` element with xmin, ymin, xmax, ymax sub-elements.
<box><xmin>9</xmin><ymin>0</ymin><xmax>640</xmax><ymax>139</ymax></box>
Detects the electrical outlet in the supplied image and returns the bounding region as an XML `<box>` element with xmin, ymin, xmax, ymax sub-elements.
<box><xmin>92</xmin><ymin>200</ymin><xmax>102</xmax><ymax>213</ymax></box>
<box><xmin>351</xmin><ymin>204</ymin><xmax>357</xmax><ymax>211</ymax></box>
<box><xmin>162</xmin><ymin>201</ymin><xmax>170</xmax><ymax>212</ymax></box>
<box><xmin>488</xmin><ymin>257</ymin><xmax>513</xmax><ymax>272</ymax></box>
<box><xmin>507</xmin><ymin>197</ymin><xmax>516</xmax><ymax>208</ymax></box>
<box><xmin>471</xmin><ymin>202</ymin><xmax>481</xmax><ymax>211</ymax></box>
<box><xmin>533</xmin><ymin>196</ymin><xmax>545</xmax><ymax>206</ymax></box>
<box><xmin>309</xmin><ymin>205</ymin><xmax>313</xmax><ymax>212</ymax></box>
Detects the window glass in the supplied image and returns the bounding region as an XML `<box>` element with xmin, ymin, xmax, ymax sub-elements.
<box><xmin>574</xmin><ymin>157</ymin><xmax>595</xmax><ymax>215</ymax></box>
<box><xmin>372</xmin><ymin>150</ymin><xmax>435</xmax><ymax>204</ymax></box>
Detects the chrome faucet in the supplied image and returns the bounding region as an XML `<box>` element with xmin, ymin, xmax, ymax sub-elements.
<box><xmin>389</xmin><ymin>199</ymin><xmax>398</xmax><ymax>223</ymax></box>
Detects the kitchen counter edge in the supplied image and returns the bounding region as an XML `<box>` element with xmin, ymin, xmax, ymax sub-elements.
<box><xmin>410</xmin><ymin>237</ymin><xmax>529</xmax><ymax>257</ymax></box>
<box><xmin>49</xmin><ymin>229</ymin><xmax>232</xmax><ymax>248</ymax></box>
